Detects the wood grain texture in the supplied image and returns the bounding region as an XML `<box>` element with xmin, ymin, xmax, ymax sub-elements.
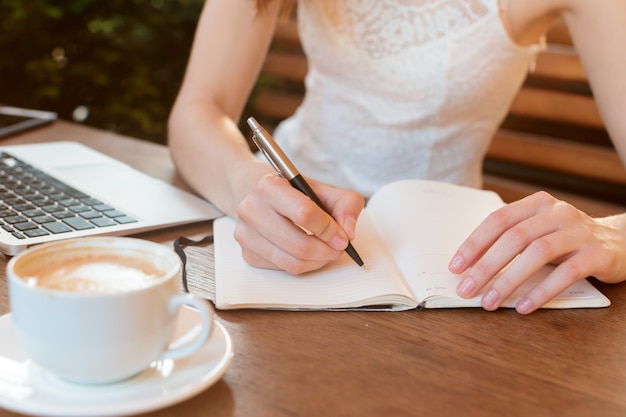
<box><xmin>2</xmin><ymin>123</ymin><xmax>626</xmax><ymax>417</ymax></box>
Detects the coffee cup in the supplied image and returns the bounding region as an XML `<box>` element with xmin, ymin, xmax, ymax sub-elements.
<box><xmin>6</xmin><ymin>236</ymin><xmax>214</xmax><ymax>385</ymax></box>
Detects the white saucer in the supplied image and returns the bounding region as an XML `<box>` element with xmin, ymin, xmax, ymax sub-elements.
<box><xmin>0</xmin><ymin>306</ymin><xmax>234</xmax><ymax>417</ymax></box>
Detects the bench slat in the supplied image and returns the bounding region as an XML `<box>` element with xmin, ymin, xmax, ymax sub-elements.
<box><xmin>273</xmin><ymin>19</ymin><xmax>300</xmax><ymax>46</ymax></box>
<box><xmin>251</xmin><ymin>90</ymin><xmax>302</xmax><ymax>121</ymax></box>
<box><xmin>483</xmin><ymin>175</ymin><xmax>625</xmax><ymax>217</ymax></box>
<box><xmin>509</xmin><ymin>87</ymin><xmax>603</xmax><ymax>128</ymax></box>
<box><xmin>488</xmin><ymin>130</ymin><xmax>626</xmax><ymax>185</ymax></box>
<box><xmin>262</xmin><ymin>52</ymin><xmax>307</xmax><ymax>83</ymax></box>
<box><xmin>534</xmin><ymin>46</ymin><xmax>586</xmax><ymax>81</ymax></box>
<box><xmin>546</xmin><ymin>19</ymin><xmax>572</xmax><ymax>45</ymax></box>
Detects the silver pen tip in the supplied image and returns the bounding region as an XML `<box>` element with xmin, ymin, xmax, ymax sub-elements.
<box><xmin>247</xmin><ymin>117</ymin><xmax>261</xmax><ymax>132</ymax></box>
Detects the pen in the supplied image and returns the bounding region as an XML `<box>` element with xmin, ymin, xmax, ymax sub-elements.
<box><xmin>246</xmin><ymin>116</ymin><xmax>364</xmax><ymax>267</ymax></box>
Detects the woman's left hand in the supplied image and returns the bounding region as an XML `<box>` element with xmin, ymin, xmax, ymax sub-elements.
<box><xmin>449</xmin><ymin>191</ymin><xmax>626</xmax><ymax>314</ymax></box>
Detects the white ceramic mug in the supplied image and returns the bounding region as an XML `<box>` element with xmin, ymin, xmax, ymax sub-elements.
<box><xmin>7</xmin><ymin>236</ymin><xmax>213</xmax><ymax>385</ymax></box>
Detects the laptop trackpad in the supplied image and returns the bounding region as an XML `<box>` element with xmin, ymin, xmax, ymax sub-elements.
<box><xmin>53</xmin><ymin>164</ymin><xmax>218</xmax><ymax>222</ymax></box>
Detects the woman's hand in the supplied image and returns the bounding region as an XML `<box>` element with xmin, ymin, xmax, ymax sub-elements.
<box><xmin>234</xmin><ymin>173</ymin><xmax>365</xmax><ymax>274</ymax></box>
<box><xmin>450</xmin><ymin>191</ymin><xmax>626</xmax><ymax>314</ymax></box>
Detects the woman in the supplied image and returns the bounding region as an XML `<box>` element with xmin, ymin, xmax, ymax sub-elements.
<box><xmin>168</xmin><ymin>0</ymin><xmax>626</xmax><ymax>314</ymax></box>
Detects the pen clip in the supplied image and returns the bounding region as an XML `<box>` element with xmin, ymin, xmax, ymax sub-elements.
<box><xmin>252</xmin><ymin>133</ymin><xmax>285</xmax><ymax>177</ymax></box>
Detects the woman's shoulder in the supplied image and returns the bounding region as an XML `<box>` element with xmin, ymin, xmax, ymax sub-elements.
<box><xmin>502</xmin><ymin>0</ymin><xmax>567</xmax><ymax>46</ymax></box>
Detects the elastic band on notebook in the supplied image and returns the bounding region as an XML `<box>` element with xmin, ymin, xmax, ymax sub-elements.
<box><xmin>173</xmin><ymin>234</ymin><xmax>214</xmax><ymax>293</ymax></box>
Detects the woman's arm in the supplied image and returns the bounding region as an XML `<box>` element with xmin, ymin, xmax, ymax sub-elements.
<box><xmin>168</xmin><ymin>0</ymin><xmax>364</xmax><ymax>274</ymax></box>
<box><xmin>452</xmin><ymin>0</ymin><xmax>626</xmax><ymax>314</ymax></box>
<box><xmin>168</xmin><ymin>0</ymin><xmax>281</xmax><ymax>217</ymax></box>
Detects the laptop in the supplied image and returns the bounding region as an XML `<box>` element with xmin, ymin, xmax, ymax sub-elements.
<box><xmin>0</xmin><ymin>141</ymin><xmax>223</xmax><ymax>256</ymax></box>
<box><xmin>0</xmin><ymin>105</ymin><xmax>58</xmax><ymax>139</ymax></box>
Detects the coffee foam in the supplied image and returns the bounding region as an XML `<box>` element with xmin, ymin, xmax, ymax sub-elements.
<box><xmin>22</xmin><ymin>253</ymin><xmax>164</xmax><ymax>294</ymax></box>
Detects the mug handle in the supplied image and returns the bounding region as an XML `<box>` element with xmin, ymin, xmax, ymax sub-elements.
<box><xmin>159</xmin><ymin>294</ymin><xmax>214</xmax><ymax>360</ymax></box>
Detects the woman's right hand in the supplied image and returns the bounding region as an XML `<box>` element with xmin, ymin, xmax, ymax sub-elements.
<box><xmin>233</xmin><ymin>173</ymin><xmax>365</xmax><ymax>274</ymax></box>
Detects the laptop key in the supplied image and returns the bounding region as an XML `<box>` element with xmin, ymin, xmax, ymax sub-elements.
<box><xmin>63</xmin><ymin>217</ymin><xmax>95</xmax><ymax>230</ymax></box>
<box><xmin>52</xmin><ymin>210</ymin><xmax>75</xmax><ymax>219</ymax></box>
<box><xmin>0</xmin><ymin>209</ymin><xmax>16</xmax><ymax>217</ymax></box>
<box><xmin>114</xmin><ymin>216</ymin><xmax>138</xmax><ymax>224</ymax></box>
<box><xmin>79</xmin><ymin>210</ymin><xmax>103</xmax><ymax>219</ymax></box>
<box><xmin>90</xmin><ymin>217</ymin><xmax>118</xmax><ymax>227</ymax></box>
<box><xmin>28</xmin><ymin>198</ymin><xmax>49</xmax><ymax>207</ymax></box>
<box><xmin>47</xmin><ymin>192</ymin><xmax>69</xmax><ymax>201</ymax></box>
<box><xmin>14</xmin><ymin>221</ymin><xmax>38</xmax><ymax>231</ymax></box>
<box><xmin>3</xmin><ymin>197</ymin><xmax>25</xmax><ymax>206</ymax></box>
<box><xmin>42</xmin><ymin>222</ymin><xmax>73</xmax><ymax>234</ymax></box>
<box><xmin>22</xmin><ymin>209</ymin><xmax>46</xmax><ymax>218</ymax></box>
<box><xmin>69</xmin><ymin>204</ymin><xmax>90</xmax><ymax>213</ymax></box>
<box><xmin>59</xmin><ymin>198</ymin><xmax>79</xmax><ymax>207</ymax></box>
<box><xmin>93</xmin><ymin>204</ymin><xmax>114</xmax><ymax>212</ymax></box>
<box><xmin>5</xmin><ymin>215</ymin><xmax>27</xmax><ymax>224</ymax></box>
<box><xmin>104</xmin><ymin>210</ymin><xmax>126</xmax><ymax>218</ymax></box>
<box><xmin>24</xmin><ymin>229</ymin><xmax>50</xmax><ymax>238</ymax></box>
<box><xmin>13</xmin><ymin>203</ymin><xmax>35</xmax><ymax>212</ymax></box>
<box><xmin>33</xmin><ymin>215</ymin><xmax>56</xmax><ymax>224</ymax></box>
<box><xmin>80</xmin><ymin>197</ymin><xmax>103</xmax><ymax>206</ymax></box>
<box><xmin>41</xmin><ymin>204</ymin><xmax>60</xmax><ymax>213</ymax></box>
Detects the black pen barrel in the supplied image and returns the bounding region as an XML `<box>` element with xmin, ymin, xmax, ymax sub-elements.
<box><xmin>289</xmin><ymin>174</ymin><xmax>364</xmax><ymax>267</ymax></box>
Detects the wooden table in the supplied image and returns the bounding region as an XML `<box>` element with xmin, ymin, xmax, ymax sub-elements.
<box><xmin>2</xmin><ymin>121</ymin><xmax>626</xmax><ymax>417</ymax></box>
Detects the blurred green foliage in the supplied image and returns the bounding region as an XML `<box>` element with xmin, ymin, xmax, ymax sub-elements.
<box><xmin>0</xmin><ymin>0</ymin><xmax>205</xmax><ymax>144</ymax></box>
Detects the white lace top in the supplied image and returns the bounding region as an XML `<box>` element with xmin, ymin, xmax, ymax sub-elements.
<box><xmin>272</xmin><ymin>0</ymin><xmax>544</xmax><ymax>198</ymax></box>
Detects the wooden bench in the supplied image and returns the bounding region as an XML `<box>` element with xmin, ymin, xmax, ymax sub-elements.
<box><xmin>245</xmin><ymin>14</ymin><xmax>626</xmax><ymax>217</ymax></box>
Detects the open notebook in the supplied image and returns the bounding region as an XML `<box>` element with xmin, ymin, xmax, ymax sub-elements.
<box><xmin>0</xmin><ymin>141</ymin><xmax>222</xmax><ymax>256</ymax></box>
<box><xmin>213</xmin><ymin>179</ymin><xmax>610</xmax><ymax>311</ymax></box>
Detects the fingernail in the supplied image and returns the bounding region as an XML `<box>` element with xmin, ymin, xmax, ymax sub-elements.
<box><xmin>482</xmin><ymin>288</ymin><xmax>500</xmax><ymax>310</ymax></box>
<box><xmin>449</xmin><ymin>255</ymin><xmax>464</xmax><ymax>272</ymax></box>
<box><xmin>457</xmin><ymin>277</ymin><xmax>475</xmax><ymax>297</ymax></box>
<box><xmin>516</xmin><ymin>297</ymin><xmax>535</xmax><ymax>315</ymax></box>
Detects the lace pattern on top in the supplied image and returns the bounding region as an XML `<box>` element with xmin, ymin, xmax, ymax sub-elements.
<box><xmin>320</xmin><ymin>0</ymin><xmax>492</xmax><ymax>58</ymax></box>
<box><xmin>274</xmin><ymin>0</ymin><xmax>544</xmax><ymax>197</ymax></box>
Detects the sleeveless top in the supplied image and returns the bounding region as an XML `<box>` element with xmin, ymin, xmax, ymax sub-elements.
<box><xmin>272</xmin><ymin>0</ymin><xmax>544</xmax><ymax>198</ymax></box>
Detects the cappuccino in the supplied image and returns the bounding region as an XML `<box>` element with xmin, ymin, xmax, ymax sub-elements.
<box><xmin>22</xmin><ymin>252</ymin><xmax>163</xmax><ymax>293</ymax></box>
<box><xmin>7</xmin><ymin>236</ymin><xmax>213</xmax><ymax>384</ymax></box>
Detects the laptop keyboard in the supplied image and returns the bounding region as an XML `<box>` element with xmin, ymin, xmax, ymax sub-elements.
<box><xmin>0</xmin><ymin>151</ymin><xmax>137</xmax><ymax>240</ymax></box>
